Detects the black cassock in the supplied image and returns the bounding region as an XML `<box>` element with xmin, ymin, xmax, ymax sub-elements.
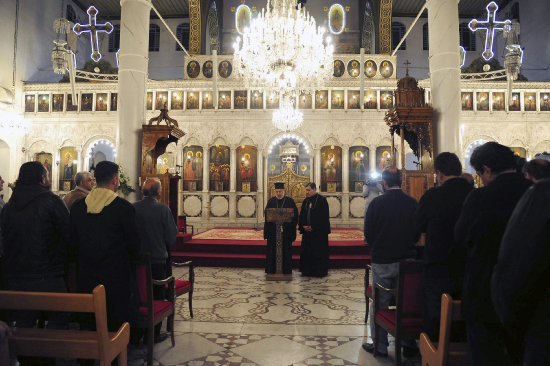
<box><xmin>299</xmin><ymin>193</ymin><xmax>331</xmax><ymax>277</ymax></box>
<box><xmin>264</xmin><ymin>196</ymin><xmax>298</xmax><ymax>274</ymax></box>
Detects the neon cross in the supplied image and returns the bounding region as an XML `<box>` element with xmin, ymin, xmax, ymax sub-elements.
<box><xmin>468</xmin><ymin>1</ymin><xmax>511</xmax><ymax>61</ymax></box>
<box><xmin>73</xmin><ymin>6</ymin><xmax>113</xmax><ymax>62</ymax></box>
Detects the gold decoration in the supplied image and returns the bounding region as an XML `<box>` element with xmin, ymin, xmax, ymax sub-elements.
<box><xmin>189</xmin><ymin>0</ymin><xmax>201</xmax><ymax>54</ymax></box>
<box><xmin>379</xmin><ymin>0</ymin><xmax>392</xmax><ymax>54</ymax></box>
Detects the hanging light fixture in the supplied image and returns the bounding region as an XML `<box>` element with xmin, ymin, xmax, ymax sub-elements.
<box><xmin>233</xmin><ymin>0</ymin><xmax>333</xmax><ymax>97</ymax></box>
<box><xmin>272</xmin><ymin>95</ymin><xmax>303</xmax><ymax>132</ymax></box>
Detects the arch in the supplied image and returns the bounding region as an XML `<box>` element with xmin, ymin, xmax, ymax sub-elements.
<box><xmin>28</xmin><ymin>140</ymin><xmax>51</xmax><ymax>154</ymax></box>
<box><xmin>176</xmin><ymin>22</ymin><xmax>190</xmax><ymax>51</ymax></box>
<box><xmin>464</xmin><ymin>138</ymin><xmax>492</xmax><ymax>173</ymax></box>
<box><xmin>509</xmin><ymin>139</ymin><xmax>526</xmax><ymax>148</ymax></box>
<box><xmin>182</xmin><ymin>136</ymin><xmax>201</xmax><ymax>147</ymax></box>
<box><xmin>391</xmin><ymin>21</ymin><xmax>406</xmax><ymax>51</ymax></box>
<box><xmin>361</xmin><ymin>0</ymin><xmax>375</xmax><ymax>53</ymax></box>
<box><xmin>108</xmin><ymin>24</ymin><xmax>120</xmax><ymax>53</ymax></box>
<box><xmin>210</xmin><ymin>136</ymin><xmax>228</xmax><ymax>147</ymax></box>
<box><xmin>60</xmin><ymin>139</ymin><xmax>76</xmax><ymax>148</ymax></box>
<box><xmin>265</xmin><ymin>132</ymin><xmax>312</xmax><ymax>155</ymax></box>
<box><xmin>532</xmin><ymin>140</ymin><xmax>550</xmax><ymax>155</ymax></box>
<box><xmin>149</xmin><ymin>23</ymin><xmax>160</xmax><ymax>52</ymax></box>
<box><xmin>376</xmin><ymin>137</ymin><xmax>392</xmax><ymax>147</ymax></box>
<box><xmin>237</xmin><ymin>136</ymin><xmax>256</xmax><ymax>147</ymax></box>
<box><xmin>321</xmin><ymin>136</ymin><xmax>342</xmax><ymax>148</ymax></box>
<box><xmin>351</xmin><ymin>137</ymin><xmax>367</xmax><ymax>146</ymax></box>
<box><xmin>83</xmin><ymin>137</ymin><xmax>117</xmax><ymax>171</ymax></box>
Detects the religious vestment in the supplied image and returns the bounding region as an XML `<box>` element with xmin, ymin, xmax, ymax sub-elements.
<box><xmin>298</xmin><ymin>193</ymin><xmax>330</xmax><ymax>277</ymax></box>
<box><xmin>263</xmin><ymin>196</ymin><xmax>298</xmax><ymax>274</ymax></box>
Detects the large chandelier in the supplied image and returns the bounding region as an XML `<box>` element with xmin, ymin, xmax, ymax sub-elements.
<box><xmin>233</xmin><ymin>0</ymin><xmax>333</xmax><ymax>96</ymax></box>
<box><xmin>272</xmin><ymin>96</ymin><xmax>303</xmax><ymax>132</ymax></box>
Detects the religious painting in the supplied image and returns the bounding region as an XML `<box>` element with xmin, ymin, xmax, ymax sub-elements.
<box><xmin>328</xmin><ymin>3</ymin><xmax>345</xmax><ymax>35</ymax></box>
<box><xmin>331</xmin><ymin>90</ymin><xmax>344</xmax><ymax>109</ymax></box>
<box><xmin>35</xmin><ymin>152</ymin><xmax>53</xmax><ymax>180</ymax></box>
<box><xmin>186</xmin><ymin>61</ymin><xmax>200</xmax><ymax>79</ymax></box>
<box><xmin>327</xmin><ymin>182</ymin><xmax>337</xmax><ymax>193</ymax></box>
<box><xmin>96</xmin><ymin>93</ymin><xmax>107</xmax><ymax>111</ymax></box>
<box><xmin>380</xmin><ymin>91</ymin><xmax>393</xmax><ymax>109</ymax></box>
<box><xmin>38</xmin><ymin>94</ymin><xmax>49</xmax><ymax>112</ymax></box>
<box><xmin>236</xmin><ymin>4</ymin><xmax>251</xmax><ymax>34</ymax></box>
<box><xmin>266</xmin><ymin>93</ymin><xmax>279</xmax><ymax>109</ymax></box>
<box><xmin>234</xmin><ymin>90</ymin><xmax>248</xmax><ymax>109</ymax></box>
<box><xmin>364</xmin><ymin>60</ymin><xmax>377</xmax><ymax>78</ymax></box>
<box><xmin>511</xmin><ymin>147</ymin><xmax>526</xmax><ymax>158</ymax></box>
<box><xmin>202</xmin><ymin>91</ymin><xmax>214</xmax><ymax>109</ymax></box>
<box><xmin>203</xmin><ymin>60</ymin><xmax>213</xmax><ymax>78</ymax></box>
<box><xmin>209</xmin><ymin>145</ymin><xmax>230</xmax><ymax>191</ymax></box>
<box><xmin>186</xmin><ymin>92</ymin><xmax>199</xmax><ymax>109</ymax></box>
<box><xmin>315</xmin><ymin>90</ymin><xmax>328</xmax><ymax>109</ymax></box>
<box><xmin>380</xmin><ymin>60</ymin><xmax>393</xmax><ymax>78</ymax></box>
<box><xmin>376</xmin><ymin>146</ymin><xmax>392</xmax><ymax>172</ymax></box>
<box><xmin>110</xmin><ymin>93</ymin><xmax>118</xmax><ymax>111</ymax></box>
<box><xmin>218</xmin><ymin>60</ymin><xmax>232</xmax><ymax>78</ymax></box>
<box><xmin>242</xmin><ymin>182</ymin><xmax>251</xmax><ymax>193</ymax></box>
<box><xmin>251</xmin><ymin>91</ymin><xmax>263</xmax><ymax>109</ymax></box>
<box><xmin>509</xmin><ymin>92</ymin><xmax>520</xmax><ymax>111</ymax></box>
<box><xmin>347</xmin><ymin>60</ymin><xmax>360</xmax><ymax>77</ymax></box>
<box><xmin>25</xmin><ymin>95</ymin><xmax>35</xmax><ymax>112</ymax></box>
<box><xmin>349</xmin><ymin>146</ymin><xmax>369</xmax><ymax>191</ymax></box>
<box><xmin>183</xmin><ymin>145</ymin><xmax>203</xmax><ymax>191</ymax></box>
<box><xmin>156</xmin><ymin>152</ymin><xmax>174</xmax><ymax>174</ymax></box>
<box><xmin>321</xmin><ymin>146</ymin><xmax>342</xmax><ymax>192</ymax></box>
<box><xmin>171</xmin><ymin>91</ymin><xmax>183</xmax><ymax>110</ymax></box>
<box><xmin>492</xmin><ymin>92</ymin><xmax>505</xmax><ymax>111</ymax></box>
<box><xmin>67</xmin><ymin>94</ymin><xmax>78</xmax><ymax>111</ymax></box>
<box><xmin>218</xmin><ymin>91</ymin><xmax>231</xmax><ymax>109</ymax></box>
<box><xmin>52</xmin><ymin>94</ymin><xmax>64</xmax><ymax>112</ymax></box>
<box><xmin>237</xmin><ymin>145</ymin><xmax>257</xmax><ymax>192</ymax></box>
<box><xmin>354</xmin><ymin>181</ymin><xmax>364</xmax><ymax>193</ymax></box>
<box><xmin>348</xmin><ymin>91</ymin><xmax>360</xmax><ymax>109</ymax></box>
<box><xmin>476</xmin><ymin>92</ymin><xmax>489</xmax><ymax>111</ymax></box>
<box><xmin>156</xmin><ymin>91</ymin><xmax>168</xmax><ymax>110</ymax></box>
<box><xmin>299</xmin><ymin>93</ymin><xmax>312</xmax><ymax>109</ymax></box>
<box><xmin>541</xmin><ymin>93</ymin><xmax>550</xmax><ymax>111</ymax></box>
<box><xmin>461</xmin><ymin>92</ymin><xmax>473</xmax><ymax>110</ymax></box>
<box><xmin>63</xmin><ymin>181</ymin><xmax>71</xmax><ymax>191</ymax></box>
<box><xmin>146</xmin><ymin>92</ymin><xmax>153</xmax><ymax>110</ymax></box>
<box><xmin>364</xmin><ymin>90</ymin><xmax>377</xmax><ymax>109</ymax></box>
<box><xmin>80</xmin><ymin>93</ymin><xmax>93</xmax><ymax>111</ymax></box>
<box><xmin>333</xmin><ymin>60</ymin><xmax>345</xmax><ymax>77</ymax></box>
<box><xmin>525</xmin><ymin>92</ymin><xmax>536</xmax><ymax>111</ymax></box>
<box><xmin>59</xmin><ymin>146</ymin><xmax>77</xmax><ymax>189</ymax></box>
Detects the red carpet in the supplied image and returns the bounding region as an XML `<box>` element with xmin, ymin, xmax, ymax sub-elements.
<box><xmin>171</xmin><ymin>227</ymin><xmax>370</xmax><ymax>268</ymax></box>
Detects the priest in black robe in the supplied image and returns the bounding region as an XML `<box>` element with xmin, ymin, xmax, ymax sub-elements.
<box><xmin>264</xmin><ymin>182</ymin><xmax>298</xmax><ymax>274</ymax></box>
<box><xmin>299</xmin><ymin>182</ymin><xmax>331</xmax><ymax>277</ymax></box>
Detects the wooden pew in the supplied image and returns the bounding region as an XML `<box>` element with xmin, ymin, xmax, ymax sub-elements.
<box><xmin>0</xmin><ymin>285</ymin><xmax>129</xmax><ymax>366</ymax></box>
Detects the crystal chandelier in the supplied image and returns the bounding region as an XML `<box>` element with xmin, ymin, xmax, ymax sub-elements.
<box><xmin>272</xmin><ymin>96</ymin><xmax>303</xmax><ymax>132</ymax></box>
<box><xmin>233</xmin><ymin>0</ymin><xmax>334</xmax><ymax>97</ymax></box>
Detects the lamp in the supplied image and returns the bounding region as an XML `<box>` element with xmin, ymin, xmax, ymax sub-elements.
<box><xmin>272</xmin><ymin>95</ymin><xmax>303</xmax><ymax>132</ymax></box>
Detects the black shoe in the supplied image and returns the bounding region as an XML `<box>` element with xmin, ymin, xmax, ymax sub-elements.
<box><xmin>402</xmin><ymin>345</ymin><xmax>419</xmax><ymax>358</ymax></box>
<box><xmin>154</xmin><ymin>333</ymin><xmax>168</xmax><ymax>344</ymax></box>
<box><xmin>362</xmin><ymin>343</ymin><xmax>388</xmax><ymax>357</ymax></box>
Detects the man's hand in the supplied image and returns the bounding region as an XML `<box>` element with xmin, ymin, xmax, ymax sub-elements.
<box><xmin>303</xmin><ymin>225</ymin><xmax>312</xmax><ymax>232</ymax></box>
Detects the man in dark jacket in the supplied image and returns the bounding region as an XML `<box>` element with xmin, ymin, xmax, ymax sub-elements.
<box><xmin>133</xmin><ymin>178</ymin><xmax>177</xmax><ymax>343</ymax></box>
<box><xmin>298</xmin><ymin>182</ymin><xmax>330</xmax><ymax>277</ymax></box>
<box><xmin>264</xmin><ymin>182</ymin><xmax>298</xmax><ymax>275</ymax></box>
<box><xmin>416</xmin><ymin>152</ymin><xmax>473</xmax><ymax>339</ymax></box>
<box><xmin>492</xmin><ymin>179</ymin><xmax>550</xmax><ymax>366</ymax></box>
<box><xmin>1</xmin><ymin>162</ymin><xmax>70</xmax><ymax>365</ymax></box>
<box><xmin>362</xmin><ymin>167</ymin><xmax>419</xmax><ymax>357</ymax></box>
<box><xmin>455</xmin><ymin>142</ymin><xmax>532</xmax><ymax>366</ymax></box>
<box><xmin>70</xmin><ymin>161</ymin><xmax>141</xmax><ymax>332</ymax></box>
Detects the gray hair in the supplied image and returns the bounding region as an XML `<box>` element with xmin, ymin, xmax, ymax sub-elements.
<box><xmin>74</xmin><ymin>172</ymin><xmax>91</xmax><ymax>186</ymax></box>
<box><xmin>143</xmin><ymin>178</ymin><xmax>161</xmax><ymax>197</ymax></box>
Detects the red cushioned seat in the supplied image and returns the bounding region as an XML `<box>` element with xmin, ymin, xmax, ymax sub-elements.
<box><xmin>139</xmin><ymin>300</ymin><xmax>173</xmax><ymax>319</ymax></box>
<box><xmin>376</xmin><ymin>309</ymin><xmax>423</xmax><ymax>331</ymax></box>
<box><xmin>367</xmin><ymin>285</ymin><xmax>372</xmax><ymax>297</ymax></box>
<box><xmin>169</xmin><ymin>261</ymin><xmax>195</xmax><ymax>318</ymax></box>
<box><xmin>177</xmin><ymin>233</ymin><xmax>193</xmax><ymax>242</ymax></box>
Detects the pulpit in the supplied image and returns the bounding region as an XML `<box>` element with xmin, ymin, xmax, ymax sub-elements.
<box><xmin>141</xmin><ymin>104</ymin><xmax>185</xmax><ymax>222</ymax></box>
<box><xmin>265</xmin><ymin>207</ymin><xmax>295</xmax><ymax>281</ymax></box>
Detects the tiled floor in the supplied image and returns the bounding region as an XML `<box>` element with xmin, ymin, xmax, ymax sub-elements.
<box><xmin>127</xmin><ymin>267</ymin><xmax>421</xmax><ymax>366</ymax></box>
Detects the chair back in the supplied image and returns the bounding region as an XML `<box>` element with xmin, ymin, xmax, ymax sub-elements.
<box><xmin>177</xmin><ymin>216</ymin><xmax>187</xmax><ymax>233</ymax></box>
<box><xmin>397</xmin><ymin>260</ymin><xmax>423</xmax><ymax>321</ymax></box>
<box><xmin>135</xmin><ymin>256</ymin><xmax>153</xmax><ymax>306</ymax></box>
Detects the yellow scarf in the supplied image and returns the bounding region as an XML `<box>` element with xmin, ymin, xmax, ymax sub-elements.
<box><xmin>85</xmin><ymin>187</ymin><xmax>118</xmax><ymax>214</ymax></box>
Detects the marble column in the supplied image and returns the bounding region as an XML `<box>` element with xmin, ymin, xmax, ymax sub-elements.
<box><xmin>202</xmin><ymin>146</ymin><xmax>209</xmax><ymax>222</ymax></box>
<box><xmin>117</xmin><ymin>0</ymin><xmax>151</xmax><ymax>202</ymax></box>
<box><xmin>370</xmin><ymin>146</ymin><xmax>377</xmax><ymax>175</ymax></box>
<box><xmin>341</xmin><ymin>145</ymin><xmax>349</xmax><ymax>222</ymax></box>
<box><xmin>257</xmin><ymin>150</ymin><xmax>264</xmax><ymax>223</ymax></box>
<box><xmin>314</xmin><ymin>148</ymin><xmax>321</xmax><ymax>188</ymax></box>
<box><xmin>229</xmin><ymin>146</ymin><xmax>236</xmax><ymax>221</ymax></box>
<box><xmin>427</xmin><ymin>0</ymin><xmax>461</xmax><ymax>154</ymax></box>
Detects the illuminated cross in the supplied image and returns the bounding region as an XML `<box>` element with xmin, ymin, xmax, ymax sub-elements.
<box><xmin>468</xmin><ymin>1</ymin><xmax>511</xmax><ymax>61</ymax></box>
<box><xmin>73</xmin><ymin>6</ymin><xmax>113</xmax><ymax>62</ymax></box>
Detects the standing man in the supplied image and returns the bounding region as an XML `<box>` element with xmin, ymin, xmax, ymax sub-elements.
<box><xmin>63</xmin><ymin>171</ymin><xmax>94</xmax><ymax>211</ymax></box>
<box><xmin>455</xmin><ymin>142</ymin><xmax>532</xmax><ymax>366</ymax></box>
<box><xmin>298</xmin><ymin>182</ymin><xmax>330</xmax><ymax>277</ymax></box>
<box><xmin>133</xmin><ymin>178</ymin><xmax>177</xmax><ymax>343</ymax></box>
<box><xmin>362</xmin><ymin>167</ymin><xmax>418</xmax><ymax>357</ymax></box>
<box><xmin>0</xmin><ymin>174</ymin><xmax>5</xmax><ymax>210</ymax></box>
<box><xmin>415</xmin><ymin>152</ymin><xmax>473</xmax><ymax>340</ymax></box>
<box><xmin>70</xmin><ymin>161</ymin><xmax>141</xmax><ymax>332</ymax></box>
<box><xmin>264</xmin><ymin>182</ymin><xmax>298</xmax><ymax>275</ymax></box>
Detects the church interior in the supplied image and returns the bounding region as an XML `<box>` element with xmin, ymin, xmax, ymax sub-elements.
<box><xmin>0</xmin><ymin>0</ymin><xmax>549</xmax><ymax>364</ymax></box>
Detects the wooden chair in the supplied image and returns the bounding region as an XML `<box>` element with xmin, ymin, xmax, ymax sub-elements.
<box><xmin>373</xmin><ymin>260</ymin><xmax>424</xmax><ymax>366</ymax></box>
<box><xmin>420</xmin><ymin>294</ymin><xmax>470</xmax><ymax>366</ymax></box>
<box><xmin>168</xmin><ymin>260</ymin><xmax>195</xmax><ymax>318</ymax></box>
<box><xmin>135</xmin><ymin>256</ymin><xmax>176</xmax><ymax>366</ymax></box>
<box><xmin>0</xmin><ymin>285</ymin><xmax>129</xmax><ymax>366</ymax></box>
<box><xmin>364</xmin><ymin>263</ymin><xmax>373</xmax><ymax>323</ymax></box>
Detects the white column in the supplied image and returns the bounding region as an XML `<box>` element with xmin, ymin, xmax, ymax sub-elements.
<box><xmin>342</xmin><ymin>146</ymin><xmax>349</xmax><ymax>193</ymax></box>
<box><xmin>427</xmin><ymin>0</ymin><xmax>460</xmax><ymax>154</ymax></box>
<box><xmin>370</xmin><ymin>146</ymin><xmax>377</xmax><ymax>174</ymax></box>
<box><xmin>257</xmin><ymin>150</ymin><xmax>264</xmax><ymax>223</ymax></box>
<box><xmin>117</xmin><ymin>0</ymin><xmax>151</xmax><ymax>201</ymax></box>
<box><xmin>314</xmin><ymin>148</ymin><xmax>321</xmax><ymax>188</ymax></box>
<box><xmin>229</xmin><ymin>146</ymin><xmax>237</xmax><ymax>221</ymax></box>
<box><xmin>202</xmin><ymin>146</ymin><xmax>209</xmax><ymax>192</ymax></box>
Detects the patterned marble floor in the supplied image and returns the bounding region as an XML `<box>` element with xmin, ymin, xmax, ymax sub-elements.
<box><xmin>127</xmin><ymin>267</ymin><xmax>421</xmax><ymax>366</ymax></box>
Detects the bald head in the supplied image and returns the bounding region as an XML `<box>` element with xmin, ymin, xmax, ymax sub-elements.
<box><xmin>143</xmin><ymin>178</ymin><xmax>161</xmax><ymax>198</ymax></box>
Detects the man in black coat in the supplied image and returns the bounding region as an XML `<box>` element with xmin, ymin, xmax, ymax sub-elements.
<box><xmin>70</xmin><ymin>161</ymin><xmax>141</xmax><ymax>332</ymax></box>
<box><xmin>264</xmin><ymin>182</ymin><xmax>298</xmax><ymax>274</ymax></box>
<box><xmin>492</xmin><ymin>179</ymin><xmax>550</xmax><ymax>366</ymax></box>
<box><xmin>455</xmin><ymin>142</ymin><xmax>532</xmax><ymax>366</ymax></box>
<box><xmin>298</xmin><ymin>182</ymin><xmax>330</xmax><ymax>277</ymax></box>
<box><xmin>415</xmin><ymin>152</ymin><xmax>473</xmax><ymax>340</ymax></box>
